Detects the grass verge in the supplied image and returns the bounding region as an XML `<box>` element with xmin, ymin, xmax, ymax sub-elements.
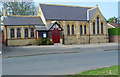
<box><xmin>77</xmin><ymin>65</ymin><xmax>118</xmax><ymax>75</ymax></box>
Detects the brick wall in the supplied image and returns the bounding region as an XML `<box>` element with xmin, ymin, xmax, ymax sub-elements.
<box><xmin>109</xmin><ymin>35</ymin><xmax>120</xmax><ymax>43</ymax></box>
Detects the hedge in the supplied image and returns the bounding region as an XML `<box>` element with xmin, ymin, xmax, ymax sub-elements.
<box><xmin>108</xmin><ymin>27</ymin><xmax>120</xmax><ymax>35</ymax></box>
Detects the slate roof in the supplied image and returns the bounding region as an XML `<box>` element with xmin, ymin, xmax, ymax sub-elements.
<box><xmin>89</xmin><ymin>8</ymin><xmax>97</xmax><ymax>20</ymax></box>
<box><xmin>35</xmin><ymin>26</ymin><xmax>47</xmax><ymax>31</ymax></box>
<box><xmin>4</xmin><ymin>16</ymin><xmax>45</xmax><ymax>26</ymax></box>
<box><xmin>47</xmin><ymin>23</ymin><xmax>55</xmax><ymax>30</ymax></box>
<box><xmin>40</xmin><ymin>4</ymin><xmax>92</xmax><ymax>21</ymax></box>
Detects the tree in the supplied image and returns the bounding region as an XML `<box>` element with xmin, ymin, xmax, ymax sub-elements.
<box><xmin>108</xmin><ymin>17</ymin><xmax>119</xmax><ymax>23</ymax></box>
<box><xmin>2</xmin><ymin>1</ymin><xmax>37</xmax><ymax>15</ymax></box>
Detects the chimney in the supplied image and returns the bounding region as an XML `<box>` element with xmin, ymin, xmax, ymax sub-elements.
<box><xmin>113</xmin><ymin>18</ymin><xmax>117</xmax><ymax>23</ymax></box>
<box><xmin>96</xmin><ymin>4</ymin><xmax>98</xmax><ymax>7</ymax></box>
<box><xmin>3</xmin><ymin>9</ymin><xmax>7</xmax><ymax>16</ymax></box>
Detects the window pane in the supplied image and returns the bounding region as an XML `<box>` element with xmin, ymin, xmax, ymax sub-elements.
<box><xmin>93</xmin><ymin>22</ymin><xmax>95</xmax><ymax>34</ymax></box>
<box><xmin>31</xmin><ymin>28</ymin><xmax>34</xmax><ymax>37</ymax></box>
<box><xmin>50</xmin><ymin>31</ymin><xmax>52</xmax><ymax>38</ymax></box>
<box><xmin>10</xmin><ymin>29</ymin><xmax>14</xmax><ymax>38</ymax></box>
<box><xmin>67</xmin><ymin>25</ymin><xmax>70</xmax><ymax>35</ymax></box>
<box><xmin>17</xmin><ymin>28</ymin><xmax>21</xmax><ymax>38</ymax></box>
<box><xmin>97</xmin><ymin>17</ymin><xmax>99</xmax><ymax>34</ymax></box>
<box><xmin>72</xmin><ymin>25</ymin><xmax>74</xmax><ymax>34</ymax></box>
<box><xmin>80</xmin><ymin>25</ymin><xmax>82</xmax><ymax>35</ymax></box>
<box><xmin>60</xmin><ymin>31</ymin><xmax>62</xmax><ymax>38</ymax></box>
<box><xmin>101</xmin><ymin>22</ymin><xmax>103</xmax><ymax>34</ymax></box>
<box><xmin>25</xmin><ymin>28</ymin><xmax>28</xmax><ymax>37</ymax></box>
<box><xmin>38</xmin><ymin>32</ymin><xmax>41</xmax><ymax>38</ymax></box>
<box><xmin>84</xmin><ymin>25</ymin><xmax>86</xmax><ymax>34</ymax></box>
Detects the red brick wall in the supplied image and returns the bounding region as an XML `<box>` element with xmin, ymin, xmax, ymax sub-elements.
<box><xmin>109</xmin><ymin>35</ymin><xmax>120</xmax><ymax>43</ymax></box>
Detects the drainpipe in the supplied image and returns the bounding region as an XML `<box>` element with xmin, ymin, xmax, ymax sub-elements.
<box><xmin>5</xmin><ymin>26</ymin><xmax>7</xmax><ymax>46</ymax></box>
<box><xmin>88</xmin><ymin>21</ymin><xmax>91</xmax><ymax>44</ymax></box>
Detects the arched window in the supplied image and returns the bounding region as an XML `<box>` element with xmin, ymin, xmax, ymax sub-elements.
<box><xmin>84</xmin><ymin>25</ymin><xmax>86</xmax><ymax>34</ymax></box>
<box><xmin>17</xmin><ymin>28</ymin><xmax>21</xmax><ymax>38</ymax></box>
<box><xmin>101</xmin><ymin>22</ymin><xmax>103</xmax><ymax>34</ymax></box>
<box><xmin>80</xmin><ymin>25</ymin><xmax>82</xmax><ymax>35</ymax></box>
<box><xmin>72</xmin><ymin>25</ymin><xmax>74</xmax><ymax>35</ymax></box>
<box><xmin>25</xmin><ymin>28</ymin><xmax>28</xmax><ymax>38</ymax></box>
<box><xmin>31</xmin><ymin>28</ymin><xmax>34</xmax><ymax>37</ymax></box>
<box><xmin>97</xmin><ymin>16</ymin><xmax>99</xmax><ymax>34</ymax></box>
<box><xmin>10</xmin><ymin>29</ymin><xmax>14</xmax><ymax>38</ymax></box>
<box><xmin>67</xmin><ymin>24</ymin><xmax>70</xmax><ymax>35</ymax></box>
<box><xmin>93</xmin><ymin>22</ymin><xmax>95</xmax><ymax>34</ymax></box>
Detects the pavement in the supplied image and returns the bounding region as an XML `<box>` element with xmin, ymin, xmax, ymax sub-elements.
<box><xmin>2</xmin><ymin>43</ymin><xmax>118</xmax><ymax>58</ymax></box>
<box><xmin>3</xmin><ymin>48</ymin><xmax>118</xmax><ymax>75</ymax></box>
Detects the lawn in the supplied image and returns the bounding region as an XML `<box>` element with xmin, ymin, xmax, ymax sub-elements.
<box><xmin>72</xmin><ymin>65</ymin><xmax>118</xmax><ymax>76</ymax></box>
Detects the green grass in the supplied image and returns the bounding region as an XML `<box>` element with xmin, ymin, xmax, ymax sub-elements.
<box><xmin>75</xmin><ymin>65</ymin><xmax>118</xmax><ymax>75</ymax></box>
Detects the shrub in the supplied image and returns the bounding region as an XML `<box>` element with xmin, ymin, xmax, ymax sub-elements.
<box><xmin>108</xmin><ymin>27</ymin><xmax>120</xmax><ymax>35</ymax></box>
<box><xmin>46</xmin><ymin>38</ymin><xmax>54</xmax><ymax>45</ymax></box>
<box><xmin>35</xmin><ymin>38</ymin><xmax>42</xmax><ymax>45</ymax></box>
<box><xmin>42</xmin><ymin>38</ymin><xmax>47</xmax><ymax>45</ymax></box>
<box><xmin>35</xmin><ymin>38</ymin><xmax>54</xmax><ymax>45</ymax></box>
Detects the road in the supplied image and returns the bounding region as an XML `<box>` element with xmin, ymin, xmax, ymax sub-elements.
<box><xmin>3</xmin><ymin>47</ymin><xmax>118</xmax><ymax>75</ymax></box>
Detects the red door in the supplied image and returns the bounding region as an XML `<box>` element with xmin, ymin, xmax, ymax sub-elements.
<box><xmin>52</xmin><ymin>29</ymin><xmax>60</xmax><ymax>43</ymax></box>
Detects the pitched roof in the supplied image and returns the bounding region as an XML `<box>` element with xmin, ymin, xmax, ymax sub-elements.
<box><xmin>40</xmin><ymin>4</ymin><xmax>92</xmax><ymax>21</ymax></box>
<box><xmin>35</xmin><ymin>26</ymin><xmax>47</xmax><ymax>31</ymax></box>
<box><xmin>108</xmin><ymin>23</ymin><xmax>119</xmax><ymax>28</ymax></box>
<box><xmin>4</xmin><ymin>16</ymin><xmax>45</xmax><ymax>26</ymax></box>
<box><xmin>89</xmin><ymin>8</ymin><xmax>97</xmax><ymax>20</ymax></box>
<box><xmin>47</xmin><ymin>22</ymin><xmax>63</xmax><ymax>30</ymax></box>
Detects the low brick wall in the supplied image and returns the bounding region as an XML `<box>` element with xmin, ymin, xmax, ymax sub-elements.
<box><xmin>7</xmin><ymin>39</ymin><xmax>36</xmax><ymax>46</ymax></box>
<box><xmin>109</xmin><ymin>35</ymin><xmax>120</xmax><ymax>43</ymax></box>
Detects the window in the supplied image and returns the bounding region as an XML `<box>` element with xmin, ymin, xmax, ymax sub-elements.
<box><xmin>31</xmin><ymin>28</ymin><xmax>34</xmax><ymax>37</ymax></box>
<box><xmin>80</xmin><ymin>25</ymin><xmax>82</xmax><ymax>35</ymax></box>
<box><xmin>17</xmin><ymin>28</ymin><xmax>21</xmax><ymax>38</ymax></box>
<box><xmin>38</xmin><ymin>32</ymin><xmax>41</xmax><ymax>38</ymax></box>
<box><xmin>84</xmin><ymin>25</ymin><xmax>86</xmax><ymax>34</ymax></box>
<box><xmin>93</xmin><ymin>22</ymin><xmax>95</xmax><ymax>34</ymax></box>
<box><xmin>67</xmin><ymin>24</ymin><xmax>70</xmax><ymax>35</ymax></box>
<box><xmin>97</xmin><ymin>16</ymin><xmax>99</xmax><ymax>34</ymax></box>
<box><xmin>10</xmin><ymin>29</ymin><xmax>14</xmax><ymax>38</ymax></box>
<box><xmin>25</xmin><ymin>28</ymin><xmax>28</xmax><ymax>38</ymax></box>
<box><xmin>101</xmin><ymin>22</ymin><xmax>103</xmax><ymax>34</ymax></box>
<box><xmin>60</xmin><ymin>31</ymin><xmax>62</xmax><ymax>38</ymax></box>
<box><xmin>50</xmin><ymin>31</ymin><xmax>52</xmax><ymax>38</ymax></box>
<box><xmin>72</xmin><ymin>25</ymin><xmax>74</xmax><ymax>35</ymax></box>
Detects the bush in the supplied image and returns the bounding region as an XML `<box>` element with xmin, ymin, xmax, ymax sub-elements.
<box><xmin>108</xmin><ymin>27</ymin><xmax>120</xmax><ymax>35</ymax></box>
<box><xmin>46</xmin><ymin>38</ymin><xmax>54</xmax><ymax>45</ymax></box>
<box><xmin>35</xmin><ymin>38</ymin><xmax>54</xmax><ymax>45</ymax></box>
<box><xmin>35</xmin><ymin>38</ymin><xmax>42</xmax><ymax>45</ymax></box>
<box><xmin>42</xmin><ymin>38</ymin><xmax>47</xmax><ymax>45</ymax></box>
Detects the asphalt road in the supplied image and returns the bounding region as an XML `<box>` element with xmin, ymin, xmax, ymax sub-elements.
<box><xmin>3</xmin><ymin>47</ymin><xmax>118</xmax><ymax>75</ymax></box>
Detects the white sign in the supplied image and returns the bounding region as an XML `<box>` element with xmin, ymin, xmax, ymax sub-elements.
<box><xmin>43</xmin><ymin>33</ymin><xmax>47</xmax><ymax>38</ymax></box>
